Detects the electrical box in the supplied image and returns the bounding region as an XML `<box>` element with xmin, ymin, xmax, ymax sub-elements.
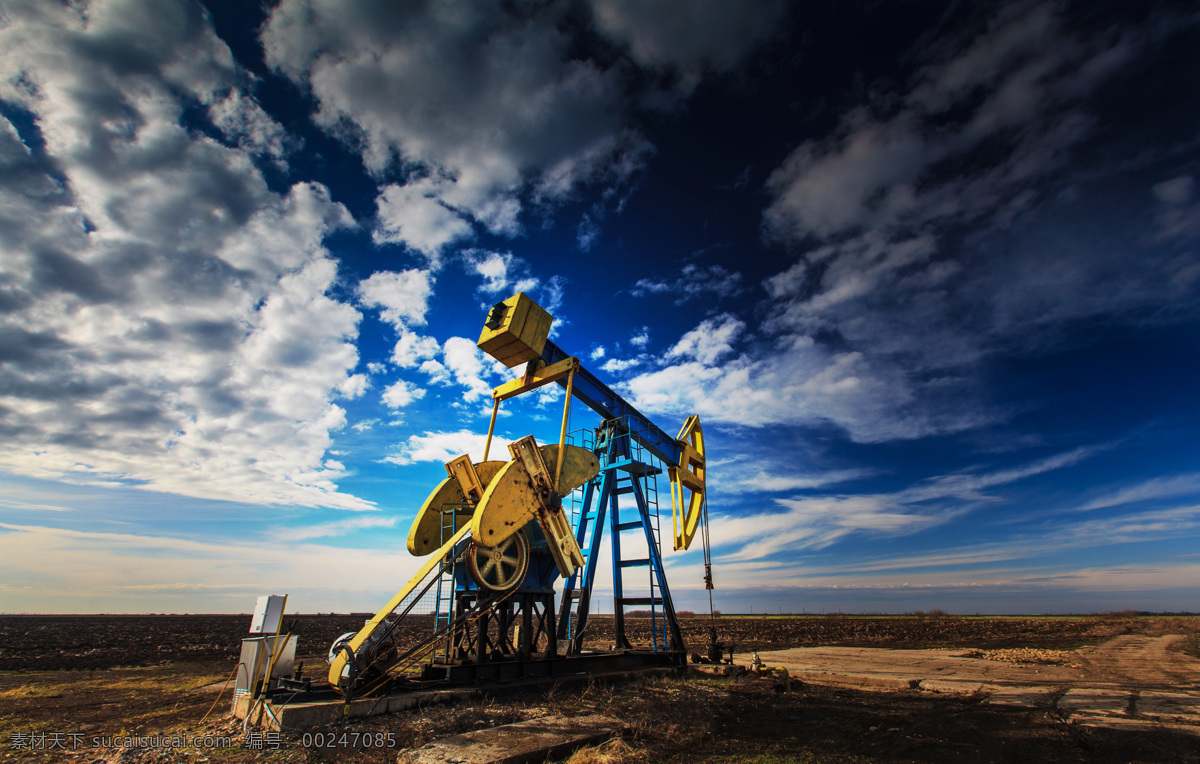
<box><xmin>249</xmin><ymin>594</ymin><xmax>286</xmax><ymax>634</ymax></box>
<box><xmin>476</xmin><ymin>292</ymin><xmax>552</xmax><ymax>368</ymax></box>
<box><xmin>232</xmin><ymin>635</ymin><xmax>297</xmax><ymax>711</ymax></box>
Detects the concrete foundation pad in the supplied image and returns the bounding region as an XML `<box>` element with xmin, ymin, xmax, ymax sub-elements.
<box><xmin>236</xmin><ymin>687</ymin><xmax>479</xmax><ymax>731</ymax></box>
<box><xmin>1137</xmin><ymin>692</ymin><xmax>1200</xmax><ymax>720</ymax></box>
<box><xmin>235</xmin><ymin>667</ymin><xmax>682</xmax><ymax>731</ymax></box>
<box><xmin>981</xmin><ymin>685</ymin><xmax>1061</xmax><ymax>707</ymax></box>
<box><xmin>1058</xmin><ymin>688</ymin><xmax>1130</xmax><ymax>716</ymax></box>
<box><xmin>398</xmin><ymin>713</ymin><xmax>625</xmax><ymax>764</ymax></box>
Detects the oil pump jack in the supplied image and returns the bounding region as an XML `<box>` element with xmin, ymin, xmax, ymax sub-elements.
<box><xmin>326</xmin><ymin>293</ymin><xmax>711</xmax><ymax>699</ymax></box>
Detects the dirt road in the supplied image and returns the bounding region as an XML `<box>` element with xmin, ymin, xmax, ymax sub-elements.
<box><xmin>1076</xmin><ymin>634</ymin><xmax>1198</xmax><ymax>688</ymax></box>
<box><xmin>738</xmin><ymin>634</ymin><xmax>1200</xmax><ymax>734</ymax></box>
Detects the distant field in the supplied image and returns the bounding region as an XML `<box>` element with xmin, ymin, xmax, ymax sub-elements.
<box><xmin>3</xmin><ymin>613</ymin><xmax>1196</xmax><ymax>671</ymax></box>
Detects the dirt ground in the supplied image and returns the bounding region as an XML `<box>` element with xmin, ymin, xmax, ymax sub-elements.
<box><xmin>1</xmin><ymin>614</ymin><xmax>1197</xmax><ymax>763</ymax></box>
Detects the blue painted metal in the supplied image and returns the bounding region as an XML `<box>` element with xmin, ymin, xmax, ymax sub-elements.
<box><xmin>558</xmin><ymin>417</ymin><xmax>683</xmax><ymax>654</ymax></box>
<box><xmin>540</xmin><ymin>340</ymin><xmax>683</xmax><ymax>468</ymax></box>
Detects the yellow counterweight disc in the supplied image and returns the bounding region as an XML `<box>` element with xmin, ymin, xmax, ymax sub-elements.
<box><xmin>407</xmin><ymin>461</ymin><xmax>506</xmax><ymax>556</ymax></box>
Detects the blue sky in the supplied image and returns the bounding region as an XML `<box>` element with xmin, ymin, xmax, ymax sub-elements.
<box><xmin>2</xmin><ymin>0</ymin><xmax>1199</xmax><ymax>615</ymax></box>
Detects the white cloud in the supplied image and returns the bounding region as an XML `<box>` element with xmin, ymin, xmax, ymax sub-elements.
<box><xmin>373</xmin><ymin>178</ymin><xmax>474</xmax><ymax>262</ymax></box>
<box><xmin>725</xmin><ymin>468</ymin><xmax>874</xmax><ymax>494</ymax></box>
<box><xmin>419</xmin><ymin>359</ymin><xmax>451</xmax><ymax>386</ymax></box>
<box><xmin>381</xmin><ymin>379</ymin><xmax>425</xmax><ymax>409</ymax></box>
<box><xmin>0</xmin><ymin>0</ymin><xmax>369</xmax><ymax>510</ymax></box>
<box><xmin>629</xmin><ymin>328</ymin><xmax>650</xmax><ymax>348</ymax></box>
<box><xmin>337</xmin><ymin>373</ymin><xmax>369</xmax><ymax>399</ymax></box>
<box><xmin>1078</xmin><ymin>472</ymin><xmax>1200</xmax><ymax>512</ymax></box>
<box><xmin>667</xmin><ymin>314</ymin><xmax>744</xmax><ymax>365</ymax></box>
<box><xmin>624</xmin><ymin>319</ymin><xmax>994</xmax><ymax>441</ymax></box>
<box><xmin>577</xmin><ymin>213</ymin><xmax>601</xmax><ymax>251</ymax></box>
<box><xmin>540</xmin><ymin>275</ymin><xmax>568</xmax><ymax>318</ymax></box>
<box><xmin>358</xmin><ymin>269</ymin><xmax>433</xmax><ymax>329</ymax></box>
<box><xmin>442</xmin><ymin>336</ymin><xmax>506</xmax><ymax>403</ymax></box>
<box><xmin>208</xmin><ymin>88</ymin><xmax>291</xmax><ymax>164</ymax></box>
<box><xmin>391</xmin><ymin>330</ymin><xmax>440</xmax><ymax>369</ymax></box>
<box><xmin>467</xmin><ymin>250</ymin><xmax>538</xmax><ymax>296</ymax></box>
<box><xmin>710</xmin><ymin>445</ymin><xmax>1103</xmax><ymax>563</ymax></box>
<box><xmin>590</xmin><ymin>346</ymin><xmax>607</xmax><ymax>360</ymax></box>
<box><xmin>601</xmin><ymin>357</ymin><xmax>641</xmax><ymax>373</ymax></box>
<box><xmin>385</xmin><ymin>429</ymin><xmax>512</xmax><ymax>466</ymax></box>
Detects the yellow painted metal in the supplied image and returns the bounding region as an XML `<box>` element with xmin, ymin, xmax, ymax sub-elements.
<box><xmin>554</xmin><ymin>367</ymin><xmax>576</xmax><ymax>496</ymax></box>
<box><xmin>476</xmin><ymin>292</ymin><xmax>553</xmax><ymax>368</ymax></box>
<box><xmin>407</xmin><ymin>460</ymin><xmax>506</xmax><ymax>556</ymax></box>
<box><xmin>540</xmin><ymin>443</ymin><xmax>599</xmax><ymax>494</ymax></box>
<box><xmin>670</xmin><ymin>415</ymin><xmax>706</xmax><ymax>551</ymax></box>
<box><xmin>469</xmin><ymin>441</ymin><xmax>595</xmax><ymax>577</ymax></box>
<box><xmin>482</xmin><ymin>398</ymin><xmax>500</xmax><ymax>460</ymax></box>
<box><xmin>446</xmin><ymin>455</ymin><xmax>485</xmax><ymax>502</ymax></box>
<box><xmin>491</xmin><ymin>356</ymin><xmax>579</xmax><ymax>402</ymax></box>
<box><xmin>328</xmin><ymin>524</ymin><xmax>471</xmax><ymax>692</ymax></box>
<box><xmin>470</xmin><ymin>459</ymin><xmax>537</xmax><ymax>547</ymax></box>
<box><xmin>508</xmin><ymin>437</ymin><xmax>586</xmax><ymax>579</ymax></box>
<box><xmin>539</xmin><ymin>499</ymin><xmax>584</xmax><ymax>578</ymax></box>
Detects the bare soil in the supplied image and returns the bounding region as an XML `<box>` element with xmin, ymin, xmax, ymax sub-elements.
<box><xmin>1</xmin><ymin>614</ymin><xmax>1197</xmax><ymax>763</ymax></box>
<box><xmin>0</xmin><ymin>613</ymin><xmax>1171</xmax><ymax>671</ymax></box>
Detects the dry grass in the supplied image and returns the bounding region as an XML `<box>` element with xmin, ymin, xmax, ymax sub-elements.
<box><xmin>1183</xmin><ymin>634</ymin><xmax>1200</xmax><ymax>659</ymax></box>
<box><xmin>564</xmin><ymin>738</ymin><xmax>638</xmax><ymax>763</ymax></box>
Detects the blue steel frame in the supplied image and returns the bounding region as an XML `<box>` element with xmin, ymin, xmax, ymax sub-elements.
<box><xmin>556</xmin><ymin>418</ymin><xmax>685</xmax><ymax>655</ymax></box>
<box><xmin>540</xmin><ymin>340</ymin><xmax>683</xmax><ymax>467</ymax></box>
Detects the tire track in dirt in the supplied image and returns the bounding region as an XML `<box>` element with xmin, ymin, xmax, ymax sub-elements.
<box><xmin>1076</xmin><ymin>635</ymin><xmax>1200</xmax><ymax>689</ymax></box>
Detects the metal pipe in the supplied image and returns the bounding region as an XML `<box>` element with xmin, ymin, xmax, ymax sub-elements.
<box><xmin>554</xmin><ymin>367</ymin><xmax>575</xmax><ymax>493</ymax></box>
<box><xmin>482</xmin><ymin>398</ymin><xmax>500</xmax><ymax>461</ymax></box>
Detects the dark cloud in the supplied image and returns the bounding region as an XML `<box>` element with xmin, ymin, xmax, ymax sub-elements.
<box><xmin>623</xmin><ymin>1</ymin><xmax>1200</xmax><ymax>444</ymax></box>
<box><xmin>762</xmin><ymin>1</ymin><xmax>1200</xmax><ymax>374</ymax></box>
<box><xmin>0</xmin><ymin>326</ymin><xmax>70</xmax><ymax>364</ymax></box>
<box><xmin>630</xmin><ymin>263</ymin><xmax>744</xmax><ymax>305</ymax></box>
<box><xmin>179</xmin><ymin>319</ymin><xmax>245</xmax><ymax>352</ymax></box>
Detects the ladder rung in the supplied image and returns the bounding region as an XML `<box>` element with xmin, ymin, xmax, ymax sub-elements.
<box><xmin>615</xmin><ymin>521</ymin><xmax>643</xmax><ymax>532</ymax></box>
<box><xmin>618</xmin><ymin>559</ymin><xmax>650</xmax><ymax>568</ymax></box>
<box><xmin>618</xmin><ymin>597</ymin><xmax>663</xmax><ymax>607</ymax></box>
<box><xmin>613</xmin><ymin>487</ymin><xmax>635</xmax><ymax>495</ymax></box>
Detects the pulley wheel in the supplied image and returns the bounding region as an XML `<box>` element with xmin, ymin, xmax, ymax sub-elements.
<box><xmin>465</xmin><ymin>529</ymin><xmax>530</xmax><ymax>593</ymax></box>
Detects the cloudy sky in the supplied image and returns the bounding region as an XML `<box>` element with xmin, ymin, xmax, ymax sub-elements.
<box><xmin>2</xmin><ymin>0</ymin><xmax>1199</xmax><ymax>615</ymax></box>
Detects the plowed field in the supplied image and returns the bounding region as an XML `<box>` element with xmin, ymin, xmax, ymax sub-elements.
<box><xmin>0</xmin><ymin>613</ymin><xmax>1165</xmax><ymax>672</ymax></box>
<box><xmin>2</xmin><ymin>614</ymin><xmax>1197</xmax><ymax>763</ymax></box>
